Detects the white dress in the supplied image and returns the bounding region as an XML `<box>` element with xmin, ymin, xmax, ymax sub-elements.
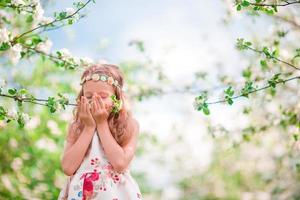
<box><xmin>57</xmin><ymin>130</ymin><xmax>143</xmax><ymax>200</ymax></box>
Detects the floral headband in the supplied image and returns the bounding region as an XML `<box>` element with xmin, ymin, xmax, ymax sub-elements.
<box><xmin>80</xmin><ymin>73</ymin><xmax>124</xmax><ymax>91</ymax></box>
<box><xmin>80</xmin><ymin>73</ymin><xmax>124</xmax><ymax>114</ymax></box>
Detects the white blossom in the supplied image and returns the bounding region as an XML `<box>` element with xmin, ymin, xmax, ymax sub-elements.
<box><xmin>7</xmin><ymin>43</ymin><xmax>22</xmax><ymax>65</ymax></box>
<box><xmin>11</xmin><ymin>0</ymin><xmax>25</xmax><ymax>6</ymax></box>
<box><xmin>36</xmin><ymin>137</ymin><xmax>58</xmax><ymax>152</ymax></box>
<box><xmin>0</xmin><ymin>10</ymin><xmax>12</xmax><ymax>22</ymax></box>
<box><xmin>36</xmin><ymin>38</ymin><xmax>52</xmax><ymax>54</ymax></box>
<box><xmin>21</xmin><ymin>112</ymin><xmax>30</xmax><ymax>123</ymax></box>
<box><xmin>29</xmin><ymin>0</ymin><xmax>40</xmax><ymax>4</ymax></box>
<box><xmin>0</xmin><ymin>78</ymin><xmax>7</xmax><ymax>88</ymax></box>
<box><xmin>1</xmin><ymin>175</ymin><xmax>16</xmax><ymax>193</ymax></box>
<box><xmin>65</xmin><ymin>7</ymin><xmax>75</xmax><ymax>16</ymax></box>
<box><xmin>56</xmin><ymin>103</ymin><xmax>63</xmax><ymax>112</ymax></box>
<box><xmin>59</xmin><ymin>48</ymin><xmax>72</xmax><ymax>60</ymax></box>
<box><xmin>294</xmin><ymin>140</ymin><xmax>300</xmax><ymax>151</ymax></box>
<box><xmin>9</xmin><ymin>138</ymin><xmax>18</xmax><ymax>148</ymax></box>
<box><xmin>39</xmin><ymin>16</ymin><xmax>54</xmax><ymax>25</ymax></box>
<box><xmin>73</xmin><ymin>56</ymin><xmax>80</xmax><ymax>65</ymax></box>
<box><xmin>11</xmin><ymin>157</ymin><xmax>23</xmax><ymax>171</ymax></box>
<box><xmin>60</xmin><ymin>93</ymin><xmax>68</xmax><ymax>99</ymax></box>
<box><xmin>33</xmin><ymin>3</ymin><xmax>45</xmax><ymax>25</ymax></box>
<box><xmin>65</xmin><ymin>7</ymin><xmax>80</xmax><ymax>21</ymax></box>
<box><xmin>47</xmin><ymin>120</ymin><xmax>61</xmax><ymax>135</ymax></box>
<box><xmin>25</xmin><ymin>115</ymin><xmax>40</xmax><ymax>130</ymax></box>
<box><xmin>7</xmin><ymin>108</ymin><xmax>18</xmax><ymax>118</ymax></box>
<box><xmin>0</xmin><ymin>27</ymin><xmax>10</xmax><ymax>44</ymax></box>
<box><xmin>80</xmin><ymin>57</ymin><xmax>94</xmax><ymax>67</ymax></box>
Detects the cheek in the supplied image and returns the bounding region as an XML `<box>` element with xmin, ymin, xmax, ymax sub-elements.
<box><xmin>103</xmin><ymin>99</ymin><xmax>113</xmax><ymax>107</ymax></box>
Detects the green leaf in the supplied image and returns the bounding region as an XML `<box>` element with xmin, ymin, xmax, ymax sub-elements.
<box><xmin>262</xmin><ymin>46</ymin><xmax>271</xmax><ymax>58</ymax></box>
<box><xmin>237</xmin><ymin>4</ymin><xmax>242</xmax><ymax>11</ymax></box>
<box><xmin>0</xmin><ymin>106</ymin><xmax>6</xmax><ymax>120</ymax></box>
<box><xmin>268</xmin><ymin>73</ymin><xmax>282</xmax><ymax>88</ymax></box>
<box><xmin>265</xmin><ymin>9</ymin><xmax>274</xmax><ymax>15</ymax></box>
<box><xmin>225</xmin><ymin>97</ymin><xmax>234</xmax><ymax>105</ymax></box>
<box><xmin>242</xmin><ymin>68</ymin><xmax>252</xmax><ymax>79</ymax></box>
<box><xmin>58</xmin><ymin>11</ymin><xmax>67</xmax><ymax>19</ymax></box>
<box><xmin>242</xmin><ymin>133</ymin><xmax>251</xmax><ymax>141</ymax></box>
<box><xmin>202</xmin><ymin>105</ymin><xmax>210</xmax><ymax>115</ymax></box>
<box><xmin>225</xmin><ymin>86</ymin><xmax>234</xmax><ymax>97</ymax></box>
<box><xmin>0</xmin><ymin>42</ymin><xmax>10</xmax><ymax>51</ymax></box>
<box><xmin>236</xmin><ymin>38</ymin><xmax>252</xmax><ymax>51</ymax></box>
<box><xmin>26</xmin><ymin>15</ymin><xmax>33</xmax><ymax>23</ymax></box>
<box><xmin>241</xmin><ymin>81</ymin><xmax>255</xmax><ymax>98</ymax></box>
<box><xmin>260</xmin><ymin>60</ymin><xmax>268</xmax><ymax>70</ymax></box>
<box><xmin>68</xmin><ymin>19</ymin><xmax>73</xmax><ymax>25</ymax></box>
<box><xmin>241</xmin><ymin>1</ymin><xmax>250</xmax><ymax>7</ymax></box>
<box><xmin>8</xmin><ymin>88</ymin><xmax>17</xmax><ymax>95</ymax></box>
<box><xmin>31</xmin><ymin>36</ymin><xmax>43</xmax><ymax>45</ymax></box>
<box><xmin>46</xmin><ymin>97</ymin><xmax>57</xmax><ymax>113</ymax></box>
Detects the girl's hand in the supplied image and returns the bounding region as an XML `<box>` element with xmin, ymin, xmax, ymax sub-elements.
<box><xmin>91</xmin><ymin>94</ymin><xmax>109</xmax><ymax>125</ymax></box>
<box><xmin>78</xmin><ymin>96</ymin><xmax>96</xmax><ymax>129</ymax></box>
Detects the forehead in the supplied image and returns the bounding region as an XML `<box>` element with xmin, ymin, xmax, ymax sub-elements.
<box><xmin>83</xmin><ymin>80</ymin><xmax>114</xmax><ymax>94</ymax></box>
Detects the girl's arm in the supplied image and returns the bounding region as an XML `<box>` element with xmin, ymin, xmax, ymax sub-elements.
<box><xmin>96</xmin><ymin>118</ymin><xmax>139</xmax><ymax>173</ymax></box>
<box><xmin>61</xmin><ymin>122</ymin><xmax>95</xmax><ymax>176</ymax></box>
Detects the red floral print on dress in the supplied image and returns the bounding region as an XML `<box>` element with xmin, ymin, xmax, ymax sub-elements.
<box><xmin>90</xmin><ymin>157</ymin><xmax>101</xmax><ymax>168</ymax></box>
<box><xmin>80</xmin><ymin>170</ymin><xmax>99</xmax><ymax>200</ymax></box>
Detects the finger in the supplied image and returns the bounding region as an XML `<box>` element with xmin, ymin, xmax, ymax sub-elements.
<box><xmin>97</xmin><ymin>95</ymin><xmax>105</xmax><ymax>109</ymax></box>
<box><xmin>87</xmin><ymin>100</ymin><xmax>93</xmax><ymax>116</ymax></box>
<box><xmin>92</xmin><ymin>96</ymin><xmax>97</xmax><ymax>113</ymax></box>
<box><xmin>93</xmin><ymin>95</ymin><xmax>100</xmax><ymax>111</ymax></box>
<box><xmin>82</xmin><ymin>96</ymin><xmax>87</xmax><ymax>114</ymax></box>
<box><xmin>91</xmin><ymin>99</ymin><xmax>95</xmax><ymax>113</ymax></box>
<box><xmin>77</xmin><ymin>98</ymin><xmax>81</xmax><ymax>113</ymax></box>
<box><xmin>79</xmin><ymin>96</ymin><xmax>83</xmax><ymax>113</ymax></box>
<box><xmin>85</xmin><ymin>97</ymin><xmax>90</xmax><ymax>113</ymax></box>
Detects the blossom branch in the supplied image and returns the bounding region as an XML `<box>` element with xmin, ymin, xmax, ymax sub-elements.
<box><xmin>249</xmin><ymin>0</ymin><xmax>300</xmax><ymax>7</ymax></box>
<box><xmin>236</xmin><ymin>38</ymin><xmax>300</xmax><ymax>71</ymax></box>
<box><xmin>207</xmin><ymin>75</ymin><xmax>300</xmax><ymax>105</ymax></box>
<box><xmin>11</xmin><ymin>0</ymin><xmax>93</xmax><ymax>45</ymax></box>
<box><xmin>0</xmin><ymin>3</ymin><xmax>37</xmax><ymax>14</ymax></box>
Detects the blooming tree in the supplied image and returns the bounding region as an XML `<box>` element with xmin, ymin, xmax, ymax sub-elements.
<box><xmin>0</xmin><ymin>0</ymin><xmax>95</xmax><ymax>128</ymax></box>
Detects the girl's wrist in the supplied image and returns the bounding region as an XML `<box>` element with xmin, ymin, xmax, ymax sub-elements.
<box><xmin>96</xmin><ymin>120</ymin><xmax>109</xmax><ymax>129</ymax></box>
<box><xmin>83</xmin><ymin>125</ymin><xmax>95</xmax><ymax>133</ymax></box>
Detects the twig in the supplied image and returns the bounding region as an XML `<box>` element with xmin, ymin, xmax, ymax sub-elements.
<box><xmin>249</xmin><ymin>0</ymin><xmax>300</xmax><ymax>7</ymax></box>
<box><xmin>11</xmin><ymin>0</ymin><xmax>93</xmax><ymax>44</ymax></box>
<box><xmin>242</xmin><ymin>45</ymin><xmax>300</xmax><ymax>71</ymax></box>
<box><xmin>207</xmin><ymin>75</ymin><xmax>300</xmax><ymax>105</ymax></box>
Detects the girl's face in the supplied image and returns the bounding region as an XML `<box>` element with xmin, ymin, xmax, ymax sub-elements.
<box><xmin>82</xmin><ymin>78</ymin><xmax>114</xmax><ymax>113</ymax></box>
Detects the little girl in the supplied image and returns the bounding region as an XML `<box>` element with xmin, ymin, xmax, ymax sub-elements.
<box><xmin>57</xmin><ymin>64</ymin><xmax>143</xmax><ymax>200</ymax></box>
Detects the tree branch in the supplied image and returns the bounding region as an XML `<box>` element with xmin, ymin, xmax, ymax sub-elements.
<box><xmin>11</xmin><ymin>0</ymin><xmax>93</xmax><ymax>44</ymax></box>
<box><xmin>207</xmin><ymin>75</ymin><xmax>300</xmax><ymax>105</ymax></box>
<box><xmin>249</xmin><ymin>0</ymin><xmax>300</xmax><ymax>7</ymax></box>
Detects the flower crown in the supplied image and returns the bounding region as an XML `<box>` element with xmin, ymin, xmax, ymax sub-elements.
<box><xmin>80</xmin><ymin>73</ymin><xmax>124</xmax><ymax>91</ymax></box>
